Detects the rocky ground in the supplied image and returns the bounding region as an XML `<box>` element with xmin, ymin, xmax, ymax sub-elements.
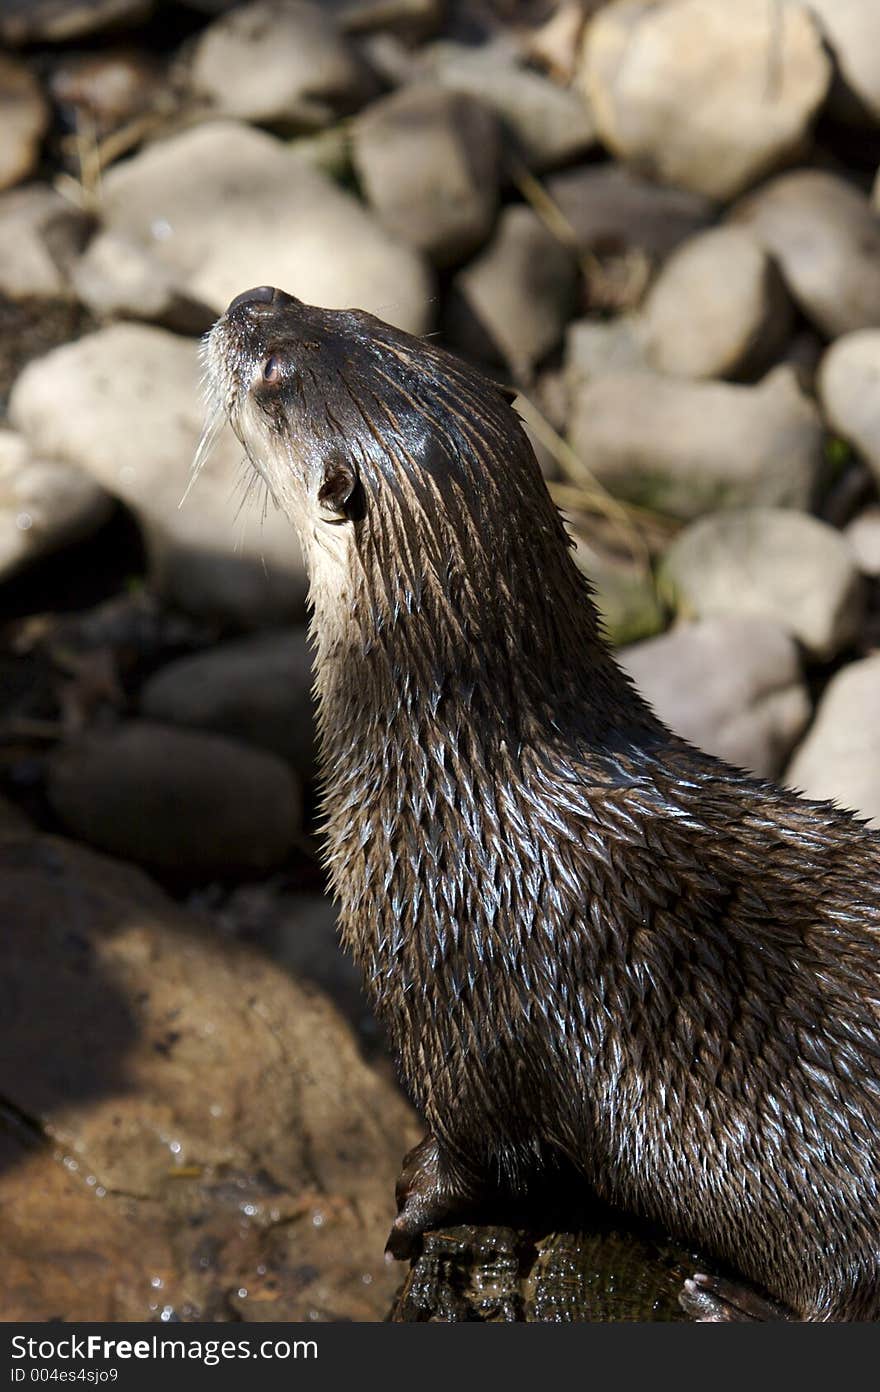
<box><xmin>2</xmin><ymin>0</ymin><xmax>880</xmax><ymax>1322</ymax></box>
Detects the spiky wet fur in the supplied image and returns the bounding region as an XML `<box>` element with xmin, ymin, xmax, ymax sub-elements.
<box><xmin>202</xmin><ymin>290</ymin><xmax>880</xmax><ymax>1321</ymax></box>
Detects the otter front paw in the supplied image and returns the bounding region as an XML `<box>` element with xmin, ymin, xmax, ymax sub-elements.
<box><xmin>385</xmin><ymin>1134</ymin><xmax>475</xmax><ymax>1261</ymax></box>
<box><xmin>680</xmin><ymin>1272</ymin><xmax>792</xmax><ymax>1322</ymax></box>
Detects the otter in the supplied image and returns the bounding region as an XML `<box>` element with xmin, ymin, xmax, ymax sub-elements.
<box><xmin>200</xmin><ymin>285</ymin><xmax>880</xmax><ymax>1322</ymax></box>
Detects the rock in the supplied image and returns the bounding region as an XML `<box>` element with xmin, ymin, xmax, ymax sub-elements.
<box><xmin>187</xmin><ymin>0</ymin><xmax>375</xmax><ymax>128</ymax></box>
<box><xmin>99</xmin><ymin>120</ymin><xmax>432</xmax><ymax>332</ymax></box>
<box><xmin>352</xmin><ymin>84</ymin><xmax>500</xmax><ymax>267</ymax></box>
<box><xmin>0</xmin><ymin>0</ymin><xmax>152</xmax><ymax>45</ymax></box>
<box><xmin>49</xmin><ymin>48</ymin><xmax>166</xmax><ymax>140</ymax></box>
<box><xmin>801</xmin><ymin>0</ymin><xmax>880</xmax><ymax>125</ymax></box>
<box><xmin>8</xmin><ymin>324</ymin><xmax>310</xmax><ymax>626</ymax></box>
<box><xmin>568</xmin><ymin>366</ymin><xmax>823</xmax><ymax>519</ymax></box>
<box><xmin>0</xmin><ymin>822</ymin><xmax>416</xmax><ymax>1319</ymax></box>
<box><xmin>785</xmin><ymin>654</ymin><xmax>880</xmax><ymax>825</ymax></box>
<box><xmin>448</xmin><ymin>205</ymin><xmax>578</xmax><ymax>375</ymax></box>
<box><xmin>818</xmin><ymin>331</ymin><xmax>880</xmax><ymax>489</ymax></box>
<box><xmin>620</xmin><ymin>616</ymin><xmax>811</xmax><ymax>779</ymax></box>
<box><xmin>641</xmin><ymin>226</ymin><xmax>793</xmax><ymax>379</ymax></box>
<box><xmin>71</xmin><ymin>231</ymin><xmax>216</xmax><ymax>333</ymax></box>
<box><xmin>845</xmin><ymin>506</ymin><xmax>880</xmax><ymax>576</ymax></box>
<box><xmin>327</xmin><ymin>0</ymin><xmax>442</xmax><ymax>38</ymax></box>
<box><xmin>660</xmin><ymin>508</ymin><xmax>864</xmax><ymax>660</ymax></box>
<box><xmin>0</xmin><ymin>184</ymin><xmax>92</xmax><ymax>302</ymax></box>
<box><xmin>564</xmin><ymin>315</ymin><xmax>650</xmax><ymax>396</ymax></box>
<box><xmin>0</xmin><ymin>428</ymin><xmax>112</xmax><ymax>580</ymax></box>
<box><xmin>418</xmin><ymin>38</ymin><xmax>596</xmax><ymax>173</ymax></box>
<box><xmin>583</xmin><ymin>0</ymin><xmax>830</xmax><ymax>201</ymax></box>
<box><xmin>140</xmin><ymin>629</ymin><xmax>316</xmax><ymax>775</ymax></box>
<box><xmin>47</xmin><ymin>721</ymin><xmax>301</xmax><ymax>877</ymax></box>
<box><xmin>546</xmin><ymin>164</ymin><xmax>714</xmax><ymax>263</ymax></box>
<box><xmin>734</xmin><ymin>170</ymin><xmax>880</xmax><ymax>339</ymax></box>
<box><xmin>0</xmin><ymin>55</ymin><xmax>49</xmax><ymax>192</ymax></box>
<box><xmin>572</xmin><ymin>541</ymin><xmax>665</xmax><ymax>646</ymax></box>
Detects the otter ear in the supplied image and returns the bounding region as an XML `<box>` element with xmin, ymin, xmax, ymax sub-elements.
<box><xmin>318</xmin><ymin>454</ymin><xmax>364</xmax><ymax>522</ymax></box>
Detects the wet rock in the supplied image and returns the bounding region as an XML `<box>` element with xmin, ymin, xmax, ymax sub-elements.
<box><xmin>568</xmin><ymin>366</ymin><xmax>823</xmax><ymax>519</ymax></box>
<box><xmin>641</xmin><ymin>226</ymin><xmax>793</xmax><ymax>380</ymax></box>
<box><xmin>620</xmin><ymin>616</ymin><xmax>811</xmax><ymax>779</ymax></box>
<box><xmin>0</xmin><ymin>0</ymin><xmax>152</xmax><ymax>45</ymax></box>
<box><xmin>140</xmin><ymin>629</ymin><xmax>316</xmax><ymax>775</ymax></box>
<box><xmin>0</xmin><ymin>428</ymin><xmax>112</xmax><ymax>580</ymax></box>
<box><xmin>71</xmin><ymin>231</ymin><xmax>216</xmax><ymax>333</ymax></box>
<box><xmin>818</xmin><ymin>331</ymin><xmax>880</xmax><ymax>489</ymax></box>
<box><xmin>187</xmin><ymin>0</ymin><xmax>375</xmax><ymax>129</ymax></box>
<box><xmin>734</xmin><ymin>170</ymin><xmax>880</xmax><ymax>339</ymax></box>
<box><xmin>353</xmin><ymin>84</ymin><xmax>500</xmax><ymax>267</ymax></box>
<box><xmin>785</xmin><ymin>654</ymin><xmax>880</xmax><ymax>826</ymax></box>
<box><xmin>47</xmin><ymin>721</ymin><xmax>301</xmax><ymax>877</ymax></box>
<box><xmin>8</xmin><ymin>324</ymin><xmax>309</xmax><ymax>626</ymax></box>
<box><xmin>448</xmin><ymin>205</ymin><xmax>578</xmax><ymax>375</ymax></box>
<box><xmin>845</xmin><ymin>506</ymin><xmax>880</xmax><ymax>577</ymax></box>
<box><xmin>546</xmin><ymin>164</ymin><xmax>714</xmax><ymax>263</ymax></box>
<box><xmin>802</xmin><ymin>0</ymin><xmax>880</xmax><ymax>125</ymax></box>
<box><xmin>100</xmin><ymin>120</ymin><xmax>432</xmax><ymax>332</ymax></box>
<box><xmin>0</xmin><ymin>823</ymin><xmax>417</xmax><ymax>1320</ymax></box>
<box><xmin>419</xmin><ymin>38</ymin><xmax>596</xmax><ymax>173</ymax></box>
<box><xmin>0</xmin><ymin>184</ymin><xmax>92</xmax><ymax>302</ymax></box>
<box><xmin>582</xmin><ymin>0</ymin><xmax>830</xmax><ymax>201</ymax></box>
<box><xmin>0</xmin><ymin>55</ymin><xmax>49</xmax><ymax>192</ymax></box>
<box><xmin>660</xmin><ymin>508</ymin><xmax>864</xmax><ymax>660</ymax></box>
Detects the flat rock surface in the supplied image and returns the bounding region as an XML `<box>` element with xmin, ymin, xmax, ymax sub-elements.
<box><xmin>8</xmin><ymin>323</ymin><xmax>309</xmax><ymax>625</ymax></box>
<box><xmin>47</xmin><ymin>720</ymin><xmax>302</xmax><ymax>877</ymax></box>
<box><xmin>660</xmin><ymin>507</ymin><xmax>864</xmax><ymax>659</ymax></box>
<box><xmin>641</xmin><ymin>226</ymin><xmax>793</xmax><ymax>380</ymax></box>
<box><xmin>819</xmin><ymin>330</ymin><xmax>880</xmax><ymax>489</ymax></box>
<box><xmin>582</xmin><ymin>0</ymin><xmax>830</xmax><ymax>200</ymax></box>
<box><xmin>99</xmin><ymin>120</ymin><xmax>432</xmax><ymax>332</ymax></box>
<box><xmin>734</xmin><ymin>170</ymin><xmax>880</xmax><ymax>339</ymax></box>
<box><xmin>0</xmin><ymin>819</ymin><xmax>417</xmax><ymax>1320</ymax></box>
<box><xmin>568</xmin><ymin>366</ymin><xmax>823</xmax><ymax>519</ymax></box>
<box><xmin>785</xmin><ymin>654</ymin><xmax>880</xmax><ymax>827</ymax></box>
<box><xmin>620</xmin><ymin>615</ymin><xmax>811</xmax><ymax>779</ymax></box>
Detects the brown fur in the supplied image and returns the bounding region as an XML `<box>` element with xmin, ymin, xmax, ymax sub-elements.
<box><xmin>202</xmin><ymin>288</ymin><xmax>880</xmax><ymax>1321</ymax></box>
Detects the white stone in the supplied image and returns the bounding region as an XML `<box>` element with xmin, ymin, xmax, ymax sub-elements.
<box><xmin>785</xmin><ymin>654</ymin><xmax>880</xmax><ymax>826</ymax></box>
<box><xmin>0</xmin><ymin>428</ymin><xmax>112</xmax><ymax>579</ymax></box>
<box><xmin>818</xmin><ymin>331</ymin><xmax>880</xmax><ymax>489</ymax></box>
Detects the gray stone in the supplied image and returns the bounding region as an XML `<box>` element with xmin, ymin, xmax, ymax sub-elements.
<box><xmin>0</xmin><ymin>184</ymin><xmax>91</xmax><ymax>302</ymax></box>
<box><xmin>449</xmin><ymin>205</ymin><xmax>578</xmax><ymax>375</ymax></box>
<box><xmin>328</xmin><ymin>0</ymin><xmax>442</xmax><ymax>37</ymax></box>
<box><xmin>418</xmin><ymin>38</ymin><xmax>596</xmax><ymax>173</ymax></box>
<box><xmin>140</xmin><ymin>629</ymin><xmax>316</xmax><ymax>775</ymax></box>
<box><xmin>734</xmin><ymin>170</ymin><xmax>880</xmax><ymax>339</ymax></box>
<box><xmin>0</xmin><ymin>0</ymin><xmax>152</xmax><ymax>44</ymax></box>
<box><xmin>71</xmin><ymin>231</ymin><xmax>216</xmax><ymax>334</ymax></box>
<box><xmin>8</xmin><ymin>324</ymin><xmax>309</xmax><ymax>626</ymax></box>
<box><xmin>619</xmin><ymin>616</ymin><xmax>811</xmax><ymax>779</ymax></box>
<box><xmin>99</xmin><ymin>119</ymin><xmax>432</xmax><ymax>332</ymax></box>
<box><xmin>573</xmin><ymin>539</ymin><xmax>665</xmax><ymax>646</ymax></box>
<box><xmin>0</xmin><ymin>428</ymin><xmax>112</xmax><ymax>580</ymax></box>
<box><xmin>47</xmin><ymin>721</ymin><xmax>301</xmax><ymax>877</ymax></box>
<box><xmin>564</xmin><ymin>315</ymin><xmax>650</xmax><ymax>397</ymax></box>
<box><xmin>660</xmin><ymin>507</ymin><xmax>864</xmax><ymax>659</ymax></box>
<box><xmin>641</xmin><ymin>226</ymin><xmax>793</xmax><ymax>379</ymax></box>
<box><xmin>0</xmin><ymin>55</ymin><xmax>49</xmax><ymax>192</ymax></box>
<box><xmin>785</xmin><ymin>654</ymin><xmax>880</xmax><ymax>825</ymax></box>
<box><xmin>844</xmin><ymin>506</ymin><xmax>880</xmax><ymax>577</ymax></box>
<box><xmin>546</xmin><ymin>163</ymin><xmax>714</xmax><ymax>262</ymax></box>
<box><xmin>818</xmin><ymin>331</ymin><xmax>880</xmax><ymax>489</ymax></box>
<box><xmin>568</xmin><ymin>366</ymin><xmax>823</xmax><ymax>519</ymax></box>
<box><xmin>800</xmin><ymin>0</ymin><xmax>880</xmax><ymax>125</ymax></box>
<box><xmin>582</xmin><ymin>0</ymin><xmax>830</xmax><ymax>200</ymax></box>
<box><xmin>186</xmin><ymin>0</ymin><xmax>374</xmax><ymax>128</ymax></box>
<box><xmin>352</xmin><ymin>84</ymin><xmax>501</xmax><ymax>267</ymax></box>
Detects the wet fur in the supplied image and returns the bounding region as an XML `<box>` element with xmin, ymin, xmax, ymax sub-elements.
<box><xmin>203</xmin><ymin>291</ymin><xmax>880</xmax><ymax>1321</ymax></box>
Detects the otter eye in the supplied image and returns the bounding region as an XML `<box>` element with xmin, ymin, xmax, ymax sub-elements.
<box><xmin>261</xmin><ymin>354</ymin><xmax>281</xmax><ymax>384</ymax></box>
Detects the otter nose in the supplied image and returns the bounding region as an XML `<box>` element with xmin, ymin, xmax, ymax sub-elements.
<box><xmin>226</xmin><ymin>285</ymin><xmax>280</xmax><ymax>315</ymax></box>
